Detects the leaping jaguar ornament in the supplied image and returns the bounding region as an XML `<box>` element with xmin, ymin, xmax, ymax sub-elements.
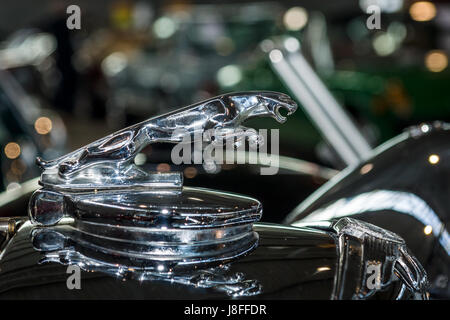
<box><xmin>36</xmin><ymin>91</ymin><xmax>297</xmax><ymax>191</ymax></box>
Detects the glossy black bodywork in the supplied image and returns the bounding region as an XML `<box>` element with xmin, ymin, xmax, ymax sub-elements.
<box><xmin>286</xmin><ymin>124</ymin><xmax>450</xmax><ymax>298</ymax></box>
<box><xmin>0</xmin><ymin>222</ymin><xmax>339</xmax><ymax>299</ymax></box>
<box><xmin>0</xmin><ymin>125</ymin><xmax>437</xmax><ymax>300</ymax></box>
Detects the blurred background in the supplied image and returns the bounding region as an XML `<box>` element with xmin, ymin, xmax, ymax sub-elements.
<box><xmin>1</xmin><ymin>0</ymin><xmax>449</xmax><ymax>222</ymax></box>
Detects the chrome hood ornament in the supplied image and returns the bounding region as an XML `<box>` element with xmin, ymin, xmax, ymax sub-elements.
<box><xmin>35</xmin><ymin>91</ymin><xmax>297</xmax><ymax>191</ymax></box>
<box><xmin>28</xmin><ymin>91</ymin><xmax>297</xmax><ymax>272</ymax></box>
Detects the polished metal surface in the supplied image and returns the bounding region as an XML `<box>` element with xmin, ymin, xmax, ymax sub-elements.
<box><xmin>286</xmin><ymin>121</ymin><xmax>449</xmax><ymax>298</ymax></box>
<box><xmin>330</xmin><ymin>218</ymin><xmax>428</xmax><ymax>300</ymax></box>
<box><xmin>27</xmin><ymin>91</ymin><xmax>297</xmax><ymax>272</ymax></box>
<box><xmin>30</xmin><ymin>188</ymin><xmax>262</xmax><ymax>270</ymax></box>
<box><xmin>35</xmin><ymin>91</ymin><xmax>297</xmax><ymax>190</ymax></box>
<box><xmin>0</xmin><ymin>217</ymin><xmax>430</xmax><ymax>299</ymax></box>
<box><xmin>0</xmin><ymin>220</ymin><xmax>337</xmax><ymax>299</ymax></box>
<box><xmin>5</xmin><ymin>91</ymin><xmax>428</xmax><ymax>299</ymax></box>
<box><xmin>0</xmin><ymin>219</ymin><xmax>425</xmax><ymax>299</ymax></box>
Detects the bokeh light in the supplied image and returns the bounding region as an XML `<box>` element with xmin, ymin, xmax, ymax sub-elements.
<box><xmin>409</xmin><ymin>1</ymin><xmax>436</xmax><ymax>22</ymax></box>
<box><xmin>217</xmin><ymin>65</ymin><xmax>242</xmax><ymax>87</ymax></box>
<box><xmin>4</xmin><ymin>142</ymin><xmax>21</xmax><ymax>159</ymax></box>
<box><xmin>425</xmin><ymin>50</ymin><xmax>448</xmax><ymax>72</ymax></box>
<box><xmin>360</xmin><ymin>163</ymin><xmax>374</xmax><ymax>175</ymax></box>
<box><xmin>153</xmin><ymin>16</ymin><xmax>177</xmax><ymax>39</ymax></box>
<box><xmin>34</xmin><ymin>117</ymin><xmax>53</xmax><ymax>135</ymax></box>
<box><xmin>156</xmin><ymin>163</ymin><xmax>171</xmax><ymax>172</ymax></box>
<box><xmin>184</xmin><ymin>166</ymin><xmax>198</xmax><ymax>179</ymax></box>
<box><xmin>101</xmin><ymin>52</ymin><xmax>127</xmax><ymax>77</ymax></box>
<box><xmin>373</xmin><ymin>33</ymin><xmax>397</xmax><ymax>56</ymax></box>
<box><xmin>428</xmin><ymin>154</ymin><xmax>440</xmax><ymax>165</ymax></box>
<box><xmin>269</xmin><ymin>49</ymin><xmax>283</xmax><ymax>63</ymax></box>
<box><xmin>284</xmin><ymin>37</ymin><xmax>300</xmax><ymax>52</ymax></box>
<box><xmin>134</xmin><ymin>153</ymin><xmax>147</xmax><ymax>166</ymax></box>
<box><xmin>283</xmin><ymin>7</ymin><xmax>308</xmax><ymax>31</ymax></box>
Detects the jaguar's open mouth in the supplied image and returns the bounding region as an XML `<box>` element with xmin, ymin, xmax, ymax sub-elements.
<box><xmin>269</xmin><ymin>96</ymin><xmax>298</xmax><ymax>123</ymax></box>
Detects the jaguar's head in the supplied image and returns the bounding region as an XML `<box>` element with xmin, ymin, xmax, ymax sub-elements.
<box><xmin>225</xmin><ymin>91</ymin><xmax>298</xmax><ymax>124</ymax></box>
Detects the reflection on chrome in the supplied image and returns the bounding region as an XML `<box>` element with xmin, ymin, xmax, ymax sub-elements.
<box><xmin>38</xmin><ymin>248</ymin><xmax>262</xmax><ymax>297</ymax></box>
<box><xmin>25</xmin><ymin>92</ymin><xmax>299</xmax><ymax>298</ymax></box>
<box><xmin>327</xmin><ymin>218</ymin><xmax>428</xmax><ymax>299</ymax></box>
<box><xmin>293</xmin><ymin>189</ymin><xmax>449</xmax><ymax>255</ymax></box>
<box><xmin>30</xmin><ymin>217</ymin><xmax>262</xmax><ymax>297</ymax></box>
